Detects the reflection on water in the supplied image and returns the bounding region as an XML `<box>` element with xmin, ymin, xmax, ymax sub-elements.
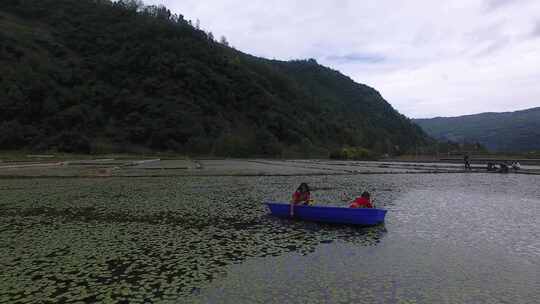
<box><xmin>0</xmin><ymin>173</ymin><xmax>539</xmax><ymax>303</ymax></box>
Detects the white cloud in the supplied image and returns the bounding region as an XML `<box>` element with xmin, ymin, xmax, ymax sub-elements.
<box><xmin>144</xmin><ymin>0</ymin><xmax>540</xmax><ymax>118</ymax></box>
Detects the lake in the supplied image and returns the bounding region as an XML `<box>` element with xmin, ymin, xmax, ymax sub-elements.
<box><xmin>1</xmin><ymin>162</ymin><xmax>539</xmax><ymax>303</ymax></box>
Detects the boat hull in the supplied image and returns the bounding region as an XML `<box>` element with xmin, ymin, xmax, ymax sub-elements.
<box><xmin>265</xmin><ymin>202</ymin><xmax>387</xmax><ymax>225</ymax></box>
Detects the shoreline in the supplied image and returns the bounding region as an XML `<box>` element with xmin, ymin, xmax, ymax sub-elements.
<box><xmin>1</xmin><ymin>158</ymin><xmax>538</xmax><ymax>179</ymax></box>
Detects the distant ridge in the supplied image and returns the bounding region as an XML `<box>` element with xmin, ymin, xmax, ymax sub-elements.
<box><xmin>414</xmin><ymin>107</ymin><xmax>540</xmax><ymax>152</ymax></box>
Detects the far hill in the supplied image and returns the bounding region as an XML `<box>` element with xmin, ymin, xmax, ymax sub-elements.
<box><xmin>0</xmin><ymin>0</ymin><xmax>429</xmax><ymax>156</ymax></box>
<box><xmin>414</xmin><ymin>107</ymin><xmax>540</xmax><ymax>152</ymax></box>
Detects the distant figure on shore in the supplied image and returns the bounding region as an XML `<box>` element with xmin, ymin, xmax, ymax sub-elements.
<box><xmin>349</xmin><ymin>191</ymin><xmax>374</xmax><ymax>208</ymax></box>
<box><xmin>498</xmin><ymin>162</ymin><xmax>509</xmax><ymax>173</ymax></box>
<box><xmin>464</xmin><ymin>154</ymin><xmax>471</xmax><ymax>170</ymax></box>
<box><xmin>290</xmin><ymin>183</ymin><xmax>312</xmax><ymax>216</ymax></box>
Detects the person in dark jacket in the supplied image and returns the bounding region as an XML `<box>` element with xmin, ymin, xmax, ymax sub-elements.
<box><xmin>464</xmin><ymin>154</ymin><xmax>471</xmax><ymax>170</ymax></box>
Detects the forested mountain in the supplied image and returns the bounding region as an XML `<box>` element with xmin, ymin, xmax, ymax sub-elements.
<box><xmin>0</xmin><ymin>0</ymin><xmax>429</xmax><ymax>156</ymax></box>
<box><xmin>414</xmin><ymin>107</ymin><xmax>540</xmax><ymax>152</ymax></box>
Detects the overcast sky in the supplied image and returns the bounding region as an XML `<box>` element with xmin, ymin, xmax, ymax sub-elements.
<box><xmin>144</xmin><ymin>0</ymin><xmax>540</xmax><ymax>118</ymax></box>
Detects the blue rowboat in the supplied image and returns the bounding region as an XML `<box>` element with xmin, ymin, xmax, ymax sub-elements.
<box><xmin>265</xmin><ymin>201</ymin><xmax>387</xmax><ymax>225</ymax></box>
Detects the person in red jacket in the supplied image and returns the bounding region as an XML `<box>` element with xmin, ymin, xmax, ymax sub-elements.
<box><xmin>290</xmin><ymin>183</ymin><xmax>312</xmax><ymax>216</ymax></box>
<box><xmin>349</xmin><ymin>191</ymin><xmax>373</xmax><ymax>208</ymax></box>
<box><xmin>291</xmin><ymin>183</ymin><xmax>311</xmax><ymax>205</ymax></box>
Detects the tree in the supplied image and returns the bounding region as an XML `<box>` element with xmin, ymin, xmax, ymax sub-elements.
<box><xmin>0</xmin><ymin>120</ymin><xmax>26</xmax><ymax>148</ymax></box>
<box><xmin>219</xmin><ymin>35</ymin><xmax>229</xmax><ymax>46</ymax></box>
<box><xmin>117</xmin><ymin>0</ymin><xmax>143</xmax><ymax>11</ymax></box>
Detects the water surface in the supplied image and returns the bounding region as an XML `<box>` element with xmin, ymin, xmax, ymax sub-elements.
<box><xmin>0</xmin><ymin>173</ymin><xmax>538</xmax><ymax>303</ymax></box>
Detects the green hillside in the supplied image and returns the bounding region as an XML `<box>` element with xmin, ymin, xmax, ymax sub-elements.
<box><xmin>0</xmin><ymin>0</ymin><xmax>429</xmax><ymax>156</ymax></box>
<box><xmin>414</xmin><ymin>107</ymin><xmax>540</xmax><ymax>152</ymax></box>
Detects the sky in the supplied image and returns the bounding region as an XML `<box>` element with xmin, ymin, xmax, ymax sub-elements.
<box><xmin>143</xmin><ymin>0</ymin><xmax>540</xmax><ymax>118</ymax></box>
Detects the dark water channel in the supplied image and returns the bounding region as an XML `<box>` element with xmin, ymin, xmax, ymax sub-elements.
<box><xmin>0</xmin><ymin>173</ymin><xmax>538</xmax><ymax>303</ymax></box>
